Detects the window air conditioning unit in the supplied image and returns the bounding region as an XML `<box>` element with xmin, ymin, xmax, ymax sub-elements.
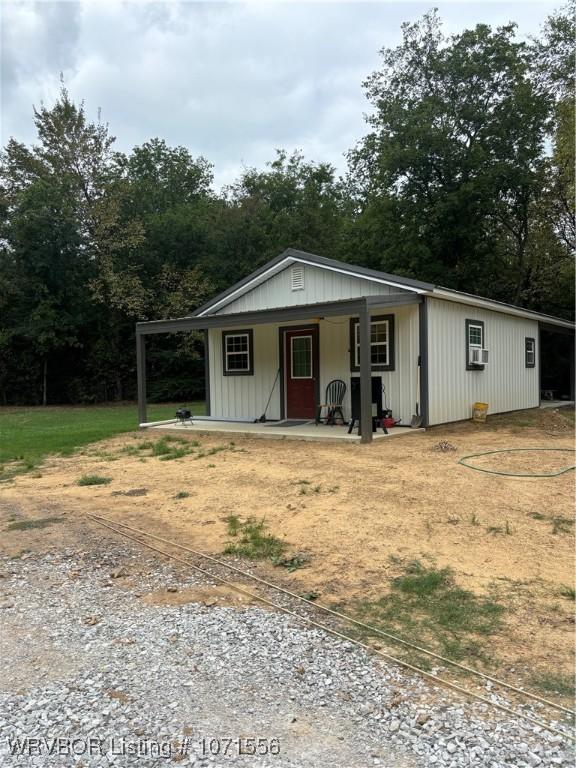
<box><xmin>469</xmin><ymin>348</ymin><xmax>489</xmax><ymax>365</ymax></box>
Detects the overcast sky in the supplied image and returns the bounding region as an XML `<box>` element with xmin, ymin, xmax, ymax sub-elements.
<box><xmin>1</xmin><ymin>1</ymin><xmax>558</xmax><ymax>190</ymax></box>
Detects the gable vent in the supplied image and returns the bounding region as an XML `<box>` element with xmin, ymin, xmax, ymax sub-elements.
<box><xmin>291</xmin><ymin>265</ymin><xmax>304</xmax><ymax>291</ymax></box>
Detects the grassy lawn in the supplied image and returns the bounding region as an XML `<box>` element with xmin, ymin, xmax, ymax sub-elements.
<box><xmin>0</xmin><ymin>402</ymin><xmax>205</xmax><ymax>466</ymax></box>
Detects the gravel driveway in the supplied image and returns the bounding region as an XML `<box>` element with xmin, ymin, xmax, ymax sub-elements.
<box><xmin>0</xmin><ymin>544</ymin><xmax>573</xmax><ymax>768</ymax></box>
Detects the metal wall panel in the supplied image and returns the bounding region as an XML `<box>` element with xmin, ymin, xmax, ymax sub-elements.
<box><xmin>426</xmin><ymin>298</ymin><xmax>539</xmax><ymax>425</ymax></box>
<box><xmin>208</xmin><ymin>305</ymin><xmax>420</xmax><ymax>426</ymax></box>
<box><xmin>216</xmin><ymin>264</ymin><xmax>408</xmax><ymax>315</ymax></box>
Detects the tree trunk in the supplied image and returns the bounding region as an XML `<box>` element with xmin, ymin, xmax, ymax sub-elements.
<box><xmin>42</xmin><ymin>358</ymin><xmax>48</xmax><ymax>406</ymax></box>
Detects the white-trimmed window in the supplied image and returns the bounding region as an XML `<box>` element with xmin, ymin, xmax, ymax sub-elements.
<box><xmin>525</xmin><ymin>337</ymin><xmax>536</xmax><ymax>368</ymax></box>
<box><xmin>466</xmin><ymin>319</ymin><xmax>485</xmax><ymax>369</ymax></box>
<box><xmin>350</xmin><ymin>314</ymin><xmax>395</xmax><ymax>371</ymax></box>
<box><xmin>222</xmin><ymin>330</ymin><xmax>253</xmax><ymax>375</ymax></box>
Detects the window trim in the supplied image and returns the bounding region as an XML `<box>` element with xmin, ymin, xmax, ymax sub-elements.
<box><xmin>222</xmin><ymin>329</ymin><xmax>254</xmax><ymax>376</ymax></box>
<box><xmin>525</xmin><ymin>337</ymin><xmax>536</xmax><ymax>368</ymax></box>
<box><xmin>465</xmin><ymin>319</ymin><xmax>485</xmax><ymax>371</ymax></box>
<box><xmin>349</xmin><ymin>314</ymin><xmax>395</xmax><ymax>372</ymax></box>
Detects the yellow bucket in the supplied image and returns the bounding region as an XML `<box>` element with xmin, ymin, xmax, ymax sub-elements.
<box><xmin>472</xmin><ymin>402</ymin><xmax>489</xmax><ymax>422</ymax></box>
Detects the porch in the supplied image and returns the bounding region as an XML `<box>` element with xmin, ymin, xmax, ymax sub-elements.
<box><xmin>136</xmin><ymin>293</ymin><xmax>427</xmax><ymax>444</ymax></box>
<box><xmin>142</xmin><ymin>417</ymin><xmax>423</xmax><ymax>442</ymax></box>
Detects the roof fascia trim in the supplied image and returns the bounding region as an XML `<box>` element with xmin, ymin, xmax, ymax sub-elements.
<box><xmin>430</xmin><ymin>289</ymin><xmax>574</xmax><ymax>329</ymax></box>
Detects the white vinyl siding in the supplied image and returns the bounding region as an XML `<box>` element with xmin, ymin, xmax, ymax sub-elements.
<box><xmin>216</xmin><ymin>263</ymin><xmax>410</xmax><ymax>314</ymax></box>
<box><xmin>209</xmin><ymin>324</ymin><xmax>281</xmax><ymax>420</ymax></box>
<box><xmin>426</xmin><ymin>298</ymin><xmax>539</xmax><ymax>425</ymax></box>
<box><xmin>208</xmin><ymin>305</ymin><xmax>420</xmax><ymax>425</ymax></box>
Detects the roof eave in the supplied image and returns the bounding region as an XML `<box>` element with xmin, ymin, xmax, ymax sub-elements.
<box><xmin>430</xmin><ymin>288</ymin><xmax>574</xmax><ymax>329</ymax></box>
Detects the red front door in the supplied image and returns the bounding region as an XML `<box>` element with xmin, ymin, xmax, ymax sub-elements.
<box><xmin>284</xmin><ymin>328</ymin><xmax>318</xmax><ymax>419</ymax></box>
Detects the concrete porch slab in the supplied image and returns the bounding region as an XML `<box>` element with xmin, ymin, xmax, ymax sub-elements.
<box><xmin>143</xmin><ymin>418</ymin><xmax>425</xmax><ymax>443</ymax></box>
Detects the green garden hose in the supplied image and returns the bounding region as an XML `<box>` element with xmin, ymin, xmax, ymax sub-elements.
<box><xmin>458</xmin><ymin>448</ymin><xmax>576</xmax><ymax>477</ymax></box>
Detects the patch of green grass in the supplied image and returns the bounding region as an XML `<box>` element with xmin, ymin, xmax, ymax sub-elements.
<box><xmin>225</xmin><ymin>514</ymin><xmax>242</xmax><ymax>537</ymax></box>
<box><xmin>77</xmin><ymin>474</ymin><xmax>112</xmax><ymax>486</ymax></box>
<box><xmin>223</xmin><ymin>517</ymin><xmax>286</xmax><ymax>561</ymax></box>
<box><xmin>529</xmin><ymin>510</ymin><xmax>574</xmax><ymax>535</ymax></box>
<box><xmin>346</xmin><ymin>561</ymin><xmax>504</xmax><ymax>665</ymax></box>
<box><xmin>6</xmin><ymin>516</ymin><xmax>63</xmax><ymax>531</ymax></box>
<box><xmin>194</xmin><ymin>445</ymin><xmax>229</xmax><ymax>461</ymax></box>
<box><xmin>295</xmin><ymin>479</ymin><xmax>325</xmax><ymax>495</ymax></box>
<box><xmin>486</xmin><ymin>525</ymin><xmax>504</xmax><ymax>535</ymax></box>
<box><xmin>0</xmin><ymin>458</ymin><xmax>39</xmax><ymax>482</ymax></box>
<box><xmin>273</xmin><ymin>553</ymin><xmax>309</xmax><ymax>572</ymax></box>
<box><xmin>551</xmin><ymin>516</ymin><xmax>574</xmax><ymax>535</ymax></box>
<box><xmin>0</xmin><ymin>402</ymin><xmax>206</xmax><ymax>480</ymax></box>
<box><xmin>300</xmin><ymin>591</ymin><xmax>319</xmax><ymax>601</ymax></box>
<box><xmin>140</xmin><ymin>436</ymin><xmax>200</xmax><ymax>461</ymax></box>
<box><xmin>486</xmin><ymin>522</ymin><xmax>514</xmax><ymax>536</ymax></box>
<box><xmin>151</xmin><ymin>438</ymin><xmax>173</xmax><ymax>456</ymax></box>
<box><xmin>470</xmin><ymin>513</ymin><xmax>480</xmax><ymax>526</ymax></box>
<box><xmin>559</xmin><ymin>586</ymin><xmax>576</xmax><ymax>600</ymax></box>
<box><xmin>174</xmin><ymin>491</ymin><xmax>190</xmax><ymax>499</ymax></box>
<box><xmin>159</xmin><ymin>447</ymin><xmax>190</xmax><ymax>461</ymax></box>
<box><xmin>530</xmin><ymin>672</ymin><xmax>575</xmax><ymax>698</ymax></box>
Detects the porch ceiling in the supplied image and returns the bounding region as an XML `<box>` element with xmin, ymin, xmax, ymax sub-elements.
<box><xmin>135</xmin><ymin>293</ymin><xmax>422</xmax><ymax>336</ymax></box>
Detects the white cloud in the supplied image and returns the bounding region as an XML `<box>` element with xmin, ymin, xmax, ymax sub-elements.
<box><xmin>1</xmin><ymin>1</ymin><xmax>558</xmax><ymax>189</ymax></box>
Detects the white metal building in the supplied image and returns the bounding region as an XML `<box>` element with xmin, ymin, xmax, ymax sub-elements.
<box><xmin>136</xmin><ymin>249</ymin><xmax>574</xmax><ymax>442</ymax></box>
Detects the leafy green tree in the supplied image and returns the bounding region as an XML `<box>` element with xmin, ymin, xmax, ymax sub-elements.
<box><xmin>219</xmin><ymin>150</ymin><xmax>348</xmax><ymax>281</ymax></box>
<box><xmin>0</xmin><ymin>180</ymin><xmax>88</xmax><ymax>404</ymax></box>
<box><xmin>348</xmin><ymin>12</ymin><xmax>552</xmax><ymax>304</ymax></box>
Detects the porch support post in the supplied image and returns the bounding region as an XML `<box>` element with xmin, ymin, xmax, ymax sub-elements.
<box><xmin>359</xmin><ymin>299</ymin><xmax>373</xmax><ymax>444</ymax></box>
<box><xmin>418</xmin><ymin>297</ymin><xmax>429</xmax><ymax>427</ymax></box>
<box><xmin>570</xmin><ymin>333</ymin><xmax>575</xmax><ymax>402</ymax></box>
<box><xmin>136</xmin><ymin>330</ymin><xmax>147</xmax><ymax>425</ymax></box>
<box><xmin>203</xmin><ymin>329</ymin><xmax>211</xmax><ymax>416</ymax></box>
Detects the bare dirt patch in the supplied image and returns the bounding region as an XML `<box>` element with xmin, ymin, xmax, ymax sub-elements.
<box><xmin>141</xmin><ymin>583</ymin><xmax>264</xmax><ymax>608</ymax></box>
<box><xmin>1</xmin><ymin>407</ymin><xmax>574</xmax><ymax>699</ymax></box>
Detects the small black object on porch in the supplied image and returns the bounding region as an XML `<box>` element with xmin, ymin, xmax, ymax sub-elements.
<box><xmin>347</xmin><ymin>376</ymin><xmax>388</xmax><ymax>435</ymax></box>
<box><xmin>175</xmin><ymin>408</ymin><xmax>193</xmax><ymax>426</ymax></box>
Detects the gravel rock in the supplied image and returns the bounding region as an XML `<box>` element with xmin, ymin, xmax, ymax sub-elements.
<box><xmin>0</xmin><ymin>549</ymin><xmax>573</xmax><ymax>768</ymax></box>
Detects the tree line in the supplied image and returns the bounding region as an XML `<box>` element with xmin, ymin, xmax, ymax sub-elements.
<box><xmin>0</xmin><ymin>8</ymin><xmax>573</xmax><ymax>406</ymax></box>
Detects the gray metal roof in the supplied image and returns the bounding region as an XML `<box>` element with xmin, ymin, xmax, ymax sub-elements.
<box><xmin>188</xmin><ymin>248</ymin><xmax>573</xmax><ymax>330</ymax></box>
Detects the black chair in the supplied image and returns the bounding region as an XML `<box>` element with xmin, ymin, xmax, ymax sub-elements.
<box><xmin>316</xmin><ymin>379</ymin><xmax>347</xmax><ymax>425</ymax></box>
<box><xmin>347</xmin><ymin>376</ymin><xmax>387</xmax><ymax>435</ymax></box>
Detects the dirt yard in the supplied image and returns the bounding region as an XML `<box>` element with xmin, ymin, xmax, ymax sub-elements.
<box><xmin>1</xmin><ymin>407</ymin><xmax>574</xmax><ymax>701</ymax></box>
